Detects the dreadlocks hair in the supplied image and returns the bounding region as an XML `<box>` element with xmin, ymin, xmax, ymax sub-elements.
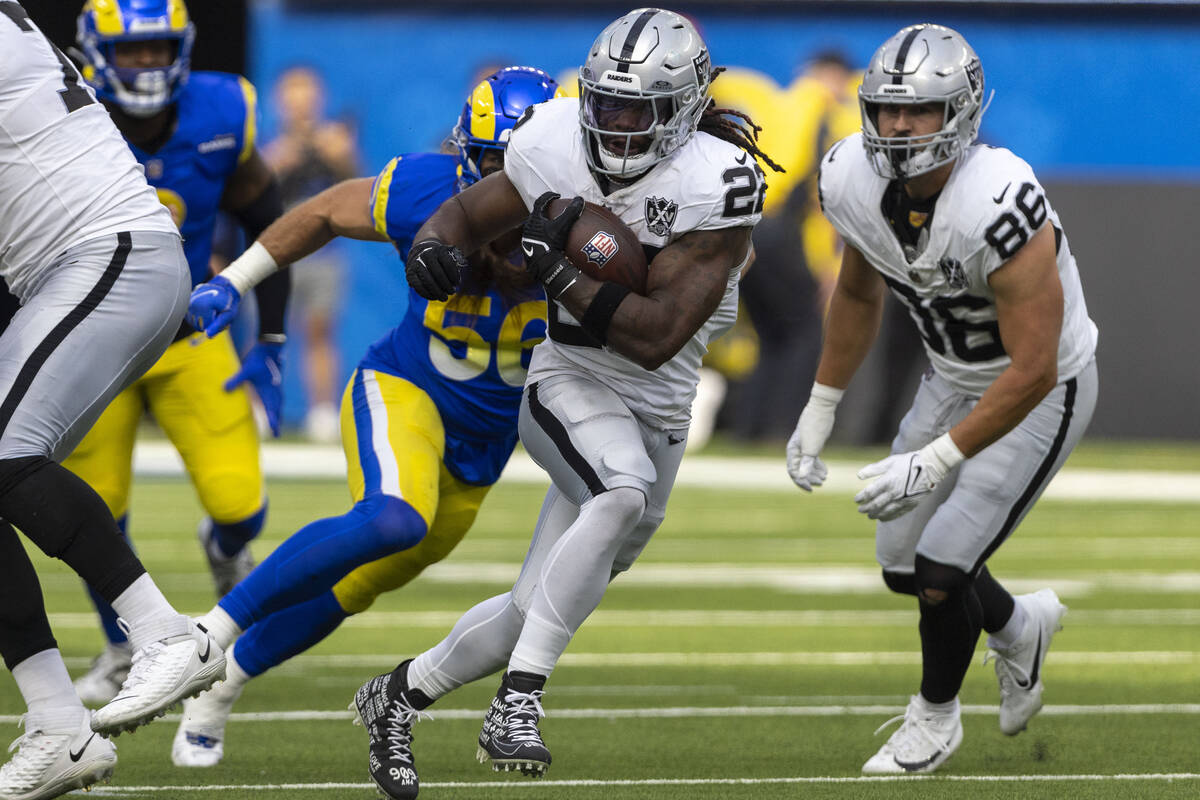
<box><xmin>697</xmin><ymin>67</ymin><xmax>785</xmax><ymax>174</ymax></box>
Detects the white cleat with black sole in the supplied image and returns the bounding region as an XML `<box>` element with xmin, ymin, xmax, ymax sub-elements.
<box><xmin>986</xmin><ymin>588</ymin><xmax>1067</xmax><ymax>735</ymax></box>
<box><xmin>91</xmin><ymin>619</ymin><xmax>225</xmax><ymax>737</ymax></box>
<box><xmin>861</xmin><ymin>695</ymin><xmax>963</xmax><ymax>775</ymax></box>
<box><xmin>0</xmin><ymin>711</ymin><xmax>116</xmax><ymax>800</ymax></box>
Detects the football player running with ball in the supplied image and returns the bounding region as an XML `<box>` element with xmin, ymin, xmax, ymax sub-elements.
<box><xmin>349</xmin><ymin>8</ymin><xmax>783</xmax><ymax>798</ymax></box>
<box><xmin>178</xmin><ymin>67</ymin><xmax>560</xmax><ymax>774</ymax></box>
<box><xmin>788</xmin><ymin>24</ymin><xmax>1098</xmax><ymax>774</ymax></box>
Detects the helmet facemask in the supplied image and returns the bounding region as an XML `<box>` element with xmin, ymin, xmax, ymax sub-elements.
<box><xmin>579</xmin><ymin>72</ymin><xmax>705</xmax><ymax>179</ymax></box>
<box><xmin>858</xmin><ymin>24</ymin><xmax>990</xmax><ymax>180</ymax></box>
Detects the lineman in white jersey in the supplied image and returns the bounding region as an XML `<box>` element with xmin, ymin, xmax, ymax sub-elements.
<box><xmin>0</xmin><ymin>5</ymin><xmax>224</xmax><ymax>797</ymax></box>
<box><xmin>347</xmin><ymin>8</ymin><xmax>782</xmax><ymax>794</ymax></box>
<box><xmin>789</xmin><ymin>24</ymin><xmax>1098</xmax><ymax>774</ymax></box>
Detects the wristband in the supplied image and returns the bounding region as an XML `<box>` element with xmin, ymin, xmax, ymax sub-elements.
<box><xmin>920</xmin><ymin>432</ymin><xmax>966</xmax><ymax>482</ymax></box>
<box><xmin>808</xmin><ymin>382</ymin><xmax>845</xmax><ymax>408</ymax></box>
<box><xmin>541</xmin><ymin>256</ymin><xmax>581</xmax><ymax>299</ymax></box>
<box><xmin>221</xmin><ymin>241</ymin><xmax>280</xmax><ymax>295</ymax></box>
<box><xmin>578</xmin><ymin>282</ymin><xmax>631</xmax><ymax>346</ymax></box>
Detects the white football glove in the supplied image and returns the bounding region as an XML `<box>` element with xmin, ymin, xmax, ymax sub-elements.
<box><xmin>854</xmin><ymin>433</ymin><xmax>965</xmax><ymax>520</ymax></box>
<box><xmin>786</xmin><ymin>383</ymin><xmax>844</xmax><ymax>492</ymax></box>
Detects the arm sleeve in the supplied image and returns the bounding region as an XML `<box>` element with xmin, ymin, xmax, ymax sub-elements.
<box><xmin>230</xmin><ymin>178</ymin><xmax>289</xmax><ymax>337</ymax></box>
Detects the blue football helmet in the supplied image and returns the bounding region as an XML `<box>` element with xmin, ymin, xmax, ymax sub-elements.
<box><xmin>76</xmin><ymin>0</ymin><xmax>195</xmax><ymax>118</ymax></box>
<box><xmin>452</xmin><ymin>66</ymin><xmax>562</xmax><ymax>189</ymax></box>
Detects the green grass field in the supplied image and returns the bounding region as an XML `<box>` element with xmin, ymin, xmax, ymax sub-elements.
<box><xmin>5</xmin><ymin>448</ymin><xmax>1199</xmax><ymax>799</ymax></box>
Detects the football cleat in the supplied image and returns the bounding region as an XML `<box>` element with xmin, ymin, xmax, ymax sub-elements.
<box><xmin>475</xmin><ymin>671</ymin><xmax>550</xmax><ymax>777</ymax></box>
<box><xmin>171</xmin><ymin>676</ymin><xmax>244</xmax><ymax>767</ymax></box>
<box><xmin>72</xmin><ymin>643</ymin><xmax>133</xmax><ymax>707</ymax></box>
<box><xmin>198</xmin><ymin>518</ymin><xmax>256</xmax><ymax>599</ymax></box>
<box><xmin>861</xmin><ymin>695</ymin><xmax>962</xmax><ymax>775</ymax></box>
<box><xmin>91</xmin><ymin>619</ymin><xmax>225</xmax><ymax>737</ymax></box>
<box><xmin>0</xmin><ymin>711</ymin><xmax>116</xmax><ymax>800</ymax></box>
<box><xmin>986</xmin><ymin>588</ymin><xmax>1067</xmax><ymax>735</ymax></box>
<box><xmin>351</xmin><ymin>661</ymin><xmax>432</xmax><ymax>800</ymax></box>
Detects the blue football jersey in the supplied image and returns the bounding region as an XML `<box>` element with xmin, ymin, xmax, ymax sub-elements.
<box><xmin>129</xmin><ymin>72</ymin><xmax>257</xmax><ymax>287</ymax></box>
<box><xmin>360</xmin><ymin>152</ymin><xmax>546</xmax><ymax>486</ymax></box>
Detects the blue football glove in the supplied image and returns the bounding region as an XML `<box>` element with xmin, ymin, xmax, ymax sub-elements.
<box><xmin>225</xmin><ymin>341</ymin><xmax>285</xmax><ymax>437</ymax></box>
<box><xmin>187</xmin><ymin>275</ymin><xmax>241</xmax><ymax>337</ymax></box>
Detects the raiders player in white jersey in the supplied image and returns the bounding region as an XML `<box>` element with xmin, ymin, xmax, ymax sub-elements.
<box><xmin>788</xmin><ymin>24</ymin><xmax>1098</xmax><ymax>774</ymax></box>
<box><xmin>347</xmin><ymin>9</ymin><xmax>782</xmax><ymax>797</ymax></box>
<box><xmin>0</xmin><ymin>5</ymin><xmax>224</xmax><ymax>797</ymax></box>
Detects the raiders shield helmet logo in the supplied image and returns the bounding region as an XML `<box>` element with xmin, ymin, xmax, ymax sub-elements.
<box><xmin>938</xmin><ymin>256</ymin><xmax>968</xmax><ymax>290</ymax></box>
<box><xmin>645</xmin><ymin>196</ymin><xmax>678</xmax><ymax>237</ymax></box>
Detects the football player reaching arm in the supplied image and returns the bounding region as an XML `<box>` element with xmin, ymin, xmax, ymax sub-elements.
<box><xmin>187</xmin><ymin>177</ymin><xmax>386</xmax><ymax>336</ymax></box>
<box><xmin>408</xmin><ymin>172</ymin><xmax>752</xmax><ymax>371</ymax></box>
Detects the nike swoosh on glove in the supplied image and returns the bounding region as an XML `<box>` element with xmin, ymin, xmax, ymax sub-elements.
<box><xmin>406</xmin><ymin>239</ymin><xmax>466</xmax><ymax>301</ymax></box>
<box><xmin>187</xmin><ymin>275</ymin><xmax>241</xmax><ymax>338</ymax></box>
<box><xmin>854</xmin><ymin>433</ymin><xmax>965</xmax><ymax>521</ymax></box>
<box><xmin>225</xmin><ymin>341</ymin><xmax>285</xmax><ymax>437</ymax></box>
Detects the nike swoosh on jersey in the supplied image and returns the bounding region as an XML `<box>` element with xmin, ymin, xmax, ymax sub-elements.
<box><xmin>992</xmin><ymin>182</ymin><xmax>1012</xmax><ymax>204</ymax></box>
<box><xmin>735</xmin><ymin>152</ymin><xmax>748</xmax><ymax>164</ymax></box>
<box><xmin>69</xmin><ymin>733</ymin><xmax>97</xmax><ymax>762</ymax></box>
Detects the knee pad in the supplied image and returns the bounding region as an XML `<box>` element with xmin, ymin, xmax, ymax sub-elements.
<box><xmin>360</xmin><ymin>494</ymin><xmax>428</xmax><ymax>553</ymax></box>
<box><xmin>592</xmin><ymin>486</ymin><xmax>647</xmax><ymax>529</ymax></box>
<box><xmin>197</xmin><ymin>469</ymin><xmax>265</xmax><ymax>524</ymax></box>
<box><xmin>882</xmin><ymin>570</ymin><xmax>919</xmax><ymax>597</ymax></box>
<box><xmin>914</xmin><ymin>554</ymin><xmax>972</xmax><ymax>605</ymax></box>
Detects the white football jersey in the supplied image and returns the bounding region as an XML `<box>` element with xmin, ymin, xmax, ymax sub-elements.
<box><xmin>0</xmin><ymin>7</ymin><xmax>177</xmax><ymax>299</ymax></box>
<box><xmin>504</xmin><ymin>97</ymin><xmax>762</xmax><ymax>428</ymax></box>
<box><xmin>819</xmin><ymin>133</ymin><xmax>1098</xmax><ymax>396</ymax></box>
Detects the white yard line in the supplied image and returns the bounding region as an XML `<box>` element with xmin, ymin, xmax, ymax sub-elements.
<box><xmin>87</xmin><ymin>773</ymin><xmax>1200</xmax><ymax>793</ymax></box>
<box><xmin>42</xmin><ymin>608</ymin><xmax>1200</xmax><ymax>629</ymax></box>
<box><xmin>60</xmin><ymin>649</ymin><xmax>1197</xmax><ymax>672</ymax></box>
<box><xmin>11</xmin><ymin>702</ymin><xmax>1200</xmax><ymax>727</ymax></box>
<box><xmin>132</xmin><ymin>442</ymin><xmax>1200</xmax><ymax>503</ymax></box>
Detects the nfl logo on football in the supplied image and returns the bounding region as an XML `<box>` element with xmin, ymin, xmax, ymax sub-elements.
<box><xmin>582</xmin><ymin>230</ymin><xmax>619</xmax><ymax>268</ymax></box>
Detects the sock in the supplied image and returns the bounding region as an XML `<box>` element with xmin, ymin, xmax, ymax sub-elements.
<box><xmin>86</xmin><ymin>514</ymin><xmax>132</xmax><ymax>645</ymax></box>
<box><xmin>915</xmin><ymin>693</ymin><xmax>960</xmax><ymax>717</ymax></box>
<box><xmin>232</xmin><ymin>591</ymin><xmax>348</xmax><ymax>677</ymax></box>
<box><xmin>11</xmin><ymin>649</ymin><xmax>84</xmax><ymax>731</ymax></box>
<box><xmin>111</xmin><ymin>574</ymin><xmax>186</xmax><ymax>652</ymax></box>
<box><xmin>208</xmin><ymin>505</ymin><xmax>266</xmax><ymax>558</ymax></box>
<box><xmin>407</xmin><ymin>593</ymin><xmax>525</xmax><ymax>700</ymax></box>
<box><xmin>223</xmin><ymin>642</ymin><xmax>253</xmax><ymax>690</ymax></box>
<box><xmin>988</xmin><ymin>601</ymin><xmax>1029</xmax><ymax>650</ymax></box>
<box><xmin>198</xmin><ymin>605</ymin><xmax>243</xmax><ymax>650</ymax></box>
<box><xmin>217</xmin><ymin>493</ymin><xmax>425</xmax><ymax>630</ymax></box>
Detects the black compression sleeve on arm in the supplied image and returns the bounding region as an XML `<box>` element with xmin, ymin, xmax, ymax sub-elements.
<box><xmin>231</xmin><ymin>179</ymin><xmax>290</xmax><ymax>337</ymax></box>
<box><xmin>577</xmin><ymin>282</ymin><xmax>631</xmax><ymax>346</ymax></box>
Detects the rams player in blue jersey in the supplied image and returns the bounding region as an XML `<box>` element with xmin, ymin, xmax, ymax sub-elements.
<box><xmin>174</xmin><ymin>67</ymin><xmax>559</xmax><ymax>771</ymax></box>
<box><xmin>66</xmin><ymin>0</ymin><xmax>290</xmax><ymax>705</ymax></box>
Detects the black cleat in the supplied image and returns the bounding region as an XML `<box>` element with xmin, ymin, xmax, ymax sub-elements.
<box><xmin>351</xmin><ymin>660</ymin><xmax>432</xmax><ymax>800</ymax></box>
<box><xmin>475</xmin><ymin>671</ymin><xmax>551</xmax><ymax>777</ymax></box>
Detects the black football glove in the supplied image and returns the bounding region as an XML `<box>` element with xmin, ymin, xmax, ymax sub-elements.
<box><xmin>407</xmin><ymin>239</ymin><xmax>467</xmax><ymax>301</ymax></box>
<box><xmin>521</xmin><ymin>191</ymin><xmax>585</xmax><ymax>298</ymax></box>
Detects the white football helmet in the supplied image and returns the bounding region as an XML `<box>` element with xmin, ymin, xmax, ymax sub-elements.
<box><xmin>578</xmin><ymin>8</ymin><xmax>712</xmax><ymax>179</ymax></box>
<box><xmin>859</xmin><ymin>24</ymin><xmax>990</xmax><ymax>179</ymax></box>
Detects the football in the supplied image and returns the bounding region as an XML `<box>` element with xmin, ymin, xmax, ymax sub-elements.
<box><xmin>547</xmin><ymin>198</ymin><xmax>648</xmax><ymax>295</ymax></box>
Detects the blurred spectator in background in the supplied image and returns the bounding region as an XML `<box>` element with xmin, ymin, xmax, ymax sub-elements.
<box><xmin>708</xmin><ymin>51</ymin><xmax>860</xmax><ymax>444</ymax></box>
<box><xmin>263</xmin><ymin>65</ymin><xmax>359</xmax><ymax>442</ymax></box>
